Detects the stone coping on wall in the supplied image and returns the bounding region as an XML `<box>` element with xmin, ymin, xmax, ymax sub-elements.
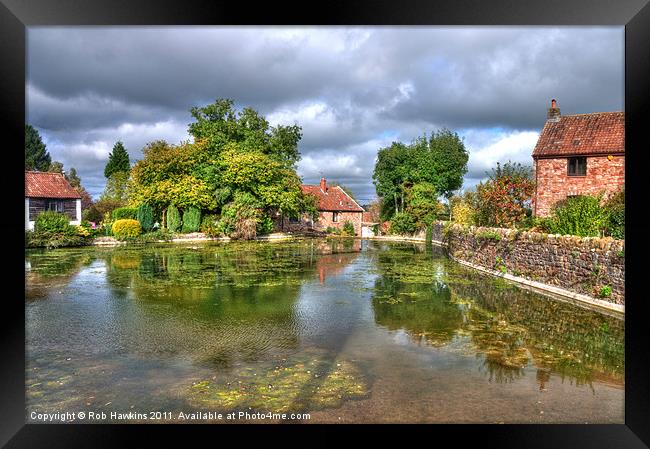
<box><xmin>450</xmin><ymin>257</ymin><xmax>624</xmax><ymax>317</ymax></box>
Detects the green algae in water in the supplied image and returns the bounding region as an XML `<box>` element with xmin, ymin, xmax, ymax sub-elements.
<box><xmin>185</xmin><ymin>358</ymin><xmax>369</xmax><ymax>413</ymax></box>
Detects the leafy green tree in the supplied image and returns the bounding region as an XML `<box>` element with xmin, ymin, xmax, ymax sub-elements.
<box><xmin>25</xmin><ymin>124</ymin><xmax>51</xmax><ymax>171</ymax></box>
<box><xmin>188</xmin><ymin>98</ymin><xmax>301</xmax><ymax>168</ymax></box>
<box><xmin>104</xmin><ymin>141</ymin><xmax>131</xmax><ymax>178</ymax></box>
<box><xmin>373</xmin><ymin>142</ymin><xmax>415</xmax><ymax>218</ymax></box>
<box><xmin>545</xmin><ymin>195</ymin><xmax>608</xmax><ymax>237</ymax></box>
<box><xmin>406</xmin><ymin>182</ymin><xmax>442</xmax><ymax>227</ymax></box>
<box><xmin>65</xmin><ymin>167</ymin><xmax>81</xmax><ymax>188</ymax></box>
<box><xmin>415</xmin><ymin>129</ymin><xmax>469</xmax><ymax>199</ymax></box>
<box><xmin>48</xmin><ymin>161</ymin><xmax>64</xmax><ymax>173</ymax></box>
<box><xmin>101</xmin><ymin>171</ymin><xmax>131</xmax><ymax>203</ymax></box>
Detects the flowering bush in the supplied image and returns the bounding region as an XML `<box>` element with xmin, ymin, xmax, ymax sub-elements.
<box><xmin>112</xmin><ymin>219</ymin><xmax>142</xmax><ymax>240</ymax></box>
<box><xmin>475</xmin><ymin>162</ymin><xmax>535</xmax><ymax>228</ymax></box>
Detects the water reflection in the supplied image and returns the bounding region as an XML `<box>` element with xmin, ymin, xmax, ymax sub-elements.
<box><xmin>368</xmin><ymin>241</ymin><xmax>624</xmax><ymax>387</ymax></box>
<box><xmin>25</xmin><ymin>238</ymin><xmax>624</xmax><ymax>420</ymax></box>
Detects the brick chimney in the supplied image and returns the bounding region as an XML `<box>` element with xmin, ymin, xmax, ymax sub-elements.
<box><xmin>547</xmin><ymin>99</ymin><xmax>561</xmax><ymax>122</ymax></box>
<box><xmin>320</xmin><ymin>177</ymin><xmax>327</xmax><ymax>192</ymax></box>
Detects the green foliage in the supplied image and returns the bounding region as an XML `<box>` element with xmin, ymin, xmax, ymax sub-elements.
<box><xmin>28</xmin><ymin>211</ymin><xmax>87</xmax><ymax>249</ymax></box>
<box><xmin>188</xmin><ymin>98</ymin><xmax>302</xmax><ymax>168</ymax></box>
<box><xmin>373</xmin><ymin>129</ymin><xmax>468</xmax><ymax>220</ymax></box>
<box><xmin>83</xmin><ymin>198</ymin><xmax>125</xmax><ymax>224</ymax></box>
<box><xmin>111</xmin><ymin>219</ymin><xmax>142</xmax><ymax>240</ymax></box>
<box><xmin>326</xmin><ymin>226</ymin><xmax>341</xmax><ymax>235</ymax></box>
<box><xmin>475</xmin><ymin>161</ymin><xmax>535</xmax><ymax>228</ymax></box>
<box><xmin>79</xmin><ymin>220</ymin><xmax>101</xmax><ymax>238</ymax></box>
<box><xmin>545</xmin><ymin>195</ymin><xmax>608</xmax><ymax>237</ymax></box>
<box><xmin>341</xmin><ymin>221</ymin><xmax>355</xmax><ymax>236</ymax></box>
<box><xmin>26</xmin><ymin>230</ymin><xmax>87</xmax><ymax>249</ymax></box>
<box><xmin>34</xmin><ymin>211</ymin><xmax>73</xmax><ymax>234</ymax></box>
<box><xmin>25</xmin><ymin>124</ymin><xmax>51</xmax><ymax>171</ymax></box>
<box><xmin>599</xmin><ymin>285</ymin><xmax>612</xmax><ymax>298</ymax></box>
<box><xmin>219</xmin><ymin>191</ymin><xmax>265</xmax><ymax>240</ymax></box>
<box><xmin>603</xmin><ymin>188</ymin><xmax>624</xmax><ymax>240</ymax></box>
<box><xmin>389</xmin><ymin>212</ymin><xmax>417</xmax><ymax>235</ymax></box>
<box><xmin>125</xmin><ymin>229</ymin><xmax>173</xmax><ymax>243</ymax></box>
<box><xmin>104</xmin><ymin>141</ymin><xmax>130</xmax><ymax>178</ymax></box>
<box><xmin>257</xmin><ymin>215</ymin><xmax>274</xmax><ymax>236</ymax></box>
<box><xmin>166</xmin><ymin>205</ymin><xmax>182</xmax><ymax>233</ymax></box>
<box><xmin>101</xmin><ymin>171</ymin><xmax>130</xmax><ymax>203</ymax></box>
<box><xmin>112</xmin><ymin>207</ymin><xmax>137</xmax><ymax>221</ymax></box>
<box><xmin>200</xmin><ymin>214</ymin><xmax>222</xmax><ymax>237</ymax></box>
<box><xmin>48</xmin><ymin>161</ymin><xmax>64</xmax><ymax>173</ymax></box>
<box><xmin>136</xmin><ymin>204</ymin><xmax>155</xmax><ymax>232</ymax></box>
<box><xmin>477</xmin><ymin>230</ymin><xmax>502</xmax><ymax>241</ymax></box>
<box><xmin>182</xmin><ymin>206</ymin><xmax>202</xmax><ymax>233</ymax></box>
<box><xmin>65</xmin><ymin>167</ymin><xmax>81</xmax><ymax>188</ymax></box>
<box><xmin>406</xmin><ymin>182</ymin><xmax>442</xmax><ymax>227</ymax></box>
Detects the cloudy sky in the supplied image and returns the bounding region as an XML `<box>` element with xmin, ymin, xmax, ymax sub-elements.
<box><xmin>27</xmin><ymin>26</ymin><xmax>624</xmax><ymax>203</ymax></box>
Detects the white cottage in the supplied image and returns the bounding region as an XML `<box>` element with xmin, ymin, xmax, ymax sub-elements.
<box><xmin>25</xmin><ymin>171</ymin><xmax>82</xmax><ymax>230</ymax></box>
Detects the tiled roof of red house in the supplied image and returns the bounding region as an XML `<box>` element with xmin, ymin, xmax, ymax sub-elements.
<box><xmin>532</xmin><ymin>111</ymin><xmax>624</xmax><ymax>158</ymax></box>
<box><xmin>362</xmin><ymin>211</ymin><xmax>379</xmax><ymax>223</ymax></box>
<box><xmin>301</xmin><ymin>180</ymin><xmax>364</xmax><ymax>212</ymax></box>
<box><xmin>25</xmin><ymin>171</ymin><xmax>81</xmax><ymax>199</ymax></box>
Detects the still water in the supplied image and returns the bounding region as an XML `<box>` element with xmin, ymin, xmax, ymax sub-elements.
<box><xmin>25</xmin><ymin>239</ymin><xmax>624</xmax><ymax>423</ymax></box>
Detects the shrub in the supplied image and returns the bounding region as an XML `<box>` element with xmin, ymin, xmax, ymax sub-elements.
<box><xmin>182</xmin><ymin>207</ymin><xmax>201</xmax><ymax>233</ymax></box>
<box><xmin>257</xmin><ymin>215</ymin><xmax>274</xmax><ymax>236</ymax></box>
<box><xmin>218</xmin><ymin>192</ymin><xmax>264</xmax><ymax>240</ymax></box>
<box><xmin>451</xmin><ymin>200</ymin><xmax>475</xmax><ymax>226</ymax></box>
<box><xmin>79</xmin><ymin>220</ymin><xmax>101</xmax><ymax>238</ymax></box>
<box><xmin>26</xmin><ymin>230</ymin><xmax>87</xmax><ymax>249</ymax></box>
<box><xmin>389</xmin><ymin>212</ymin><xmax>417</xmax><ymax>235</ymax></box>
<box><xmin>136</xmin><ymin>204</ymin><xmax>155</xmax><ymax>232</ymax></box>
<box><xmin>166</xmin><ymin>205</ymin><xmax>182</xmax><ymax>233</ymax></box>
<box><xmin>325</xmin><ymin>226</ymin><xmax>340</xmax><ymax>235</ymax></box>
<box><xmin>546</xmin><ymin>195</ymin><xmax>608</xmax><ymax>237</ymax></box>
<box><xmin>34</xmin><ymin>211</ymin><xmax>75</xmax><ymax>235</ymax></box>
<box><xmin>112</xmin><ymin>207</ymin><xmax>137</xmax><ymax>221</ymax></box>
<box><xmin>112</xmin><ymin>219</ymin><xmax>142</xmax><ymax>240</ymax></box>
<box><xmin>200</xmin><ymin>214</ymin><xmax>222</xmax><ymax>237</ymax></box>
<box><xmin>83</xmin><ymin>198</ymin><xmax>125</xmax><ymax>224</ymax></box>
<box><xmin>127</xmin><ymin>228</ymin><xmax>173</xmax><ymax>243</ymax></box>
<box><xmin>341</xmin><ymin>221</ymin><xmax>355</xmax><ymax>236</ymax></box>
<box><xmin>603</xmin><ymin>188</ymin><xmax>624</xmax><ymax>239</ymax></box>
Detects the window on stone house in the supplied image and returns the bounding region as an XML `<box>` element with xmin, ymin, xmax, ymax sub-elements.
<box><xmin>332</xmin><ymin>212</ymin><xmax>339</xmax><ymax>222</ymax></box>
<box><xmin>567</xmin><ymin>157</ymin><xmax>587</xmax><ymax>176</ymax></box>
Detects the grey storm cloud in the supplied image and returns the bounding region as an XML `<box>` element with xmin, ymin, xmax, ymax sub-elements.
<box><xmin>27</xmin><ymin>26</ymin><xmax>623</xmax><ymax>201</ymax></box>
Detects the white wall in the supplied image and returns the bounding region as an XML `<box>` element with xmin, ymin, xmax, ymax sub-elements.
<box><xmin>25</xmin><ymin>198</ymin><xmax>33</xmax><ymax>230</ymax></box>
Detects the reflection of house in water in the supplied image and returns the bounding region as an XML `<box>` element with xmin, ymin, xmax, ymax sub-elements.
<box><xmin>311</xmin><ymin>239</ymin><xmax>361</xmax><ymax>284</ymax></box>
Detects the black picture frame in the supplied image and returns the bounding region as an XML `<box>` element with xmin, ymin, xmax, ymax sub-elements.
<box><xmin>2</xmin><ymin>0</ymin><xmax>649</xmax><ymax>447</ymax></box>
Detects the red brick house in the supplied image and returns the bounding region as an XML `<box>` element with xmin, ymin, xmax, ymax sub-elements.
<box><xmin>25</xmin><ymin>171</ymin><xmax>82</xmax><ymax>230</ymax></box>
<box><xmin>279</xmin><ymin>178</ymin><xmax>364</xmax><ymax>235</ymax></box>
<box><xmin>532</xmin><ymin>100</ymin><xmax>624</xmax><ymax>217</ymax></box>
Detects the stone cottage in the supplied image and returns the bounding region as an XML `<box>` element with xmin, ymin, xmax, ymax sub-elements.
<box><xmin>278</xmin><ymin>178</ymin><xmax>364</xmax><ymax>235</ymax></box>
<box><xmin>532</xmin><ymin>100</ymin><xmax>625</xmax><ymax>217</ymax></box>
<box><xmin>25</xmin><ymin>171</ymin><xmax>82</xmax><ymax>230</ymax></box>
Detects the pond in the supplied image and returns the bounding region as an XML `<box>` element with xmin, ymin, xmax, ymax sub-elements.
<box><xmin>25</xmin><ymin>238</ymin><xmax>624</xmax><ymax>423</ymax></box>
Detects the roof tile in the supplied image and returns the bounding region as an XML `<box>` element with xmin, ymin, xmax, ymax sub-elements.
<box><xmin>25</xmin><ymin>171</ymin><xmax>82</xmax><ymax>199</ymax></box>
<box><xmin>532</xmin><ymin>111</ymin><xmax>624</xmax><ymax>158</ymax></box>
<box><xmin>301</xmin><ymin>185</ymin><xmax>364</xmax><ymax>212</ymax></box>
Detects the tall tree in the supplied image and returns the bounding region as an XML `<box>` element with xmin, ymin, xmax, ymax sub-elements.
<box><xmin>48</xmin><ymin>161</ymin><xmax>64</xmax><ymax>173</ymax></box>
<box><xmin>25</xmin><ymin>124</ymin><xmax>51</xmax><ymax>171</ymax></box>
<box><xmin>65</xmin><ymin>167</ymin><xmax>81</xmax><ymax>188</ymax></box>
<box><xmin>104</xmin><ymin>141</ymin><xmax>131</xmax><ymax>178</ymax></box>
<box><xmin>188</xmin><ymin>98</ymin><xmax>302</xmax><ymax>168</ymax></box>
<box><xmin>418</xmin><ymin>129</ymin><xmax>469</xmax><ymax>199</ymax></box>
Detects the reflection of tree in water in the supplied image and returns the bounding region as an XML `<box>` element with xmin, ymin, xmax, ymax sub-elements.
<box><xmin>26</xmin><ymin>248</ymin><xmax>96</xmax><ymax>299</ymax></box>
<box><xmin>450</xmin><ymin>279</ymin><xmax>624</xmax><ymax>387</ymax></box>
<box><xmin>369</xmin><ymin>242</ymin><xmax>624</xmax><ymax>387</ymax></box>
<box><xmin>95</xmin><ymin>240</ymin><xmax>362</xmax><ymax>369</ymax></box>
<box><xmin>372</xmin><ymin>277</ymin><xmax>464</xmax><ymax>347</ymax></box>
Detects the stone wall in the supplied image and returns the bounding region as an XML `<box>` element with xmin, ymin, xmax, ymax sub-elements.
<box><xmin>534</xmin><ymin>155</ymin><xmax>624</xmax><ymax>217</ymax></box>
<box><xmin>442</xmin><ymin>223</ymin><xmax>624</xmax><ymax>305</ymax></box>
